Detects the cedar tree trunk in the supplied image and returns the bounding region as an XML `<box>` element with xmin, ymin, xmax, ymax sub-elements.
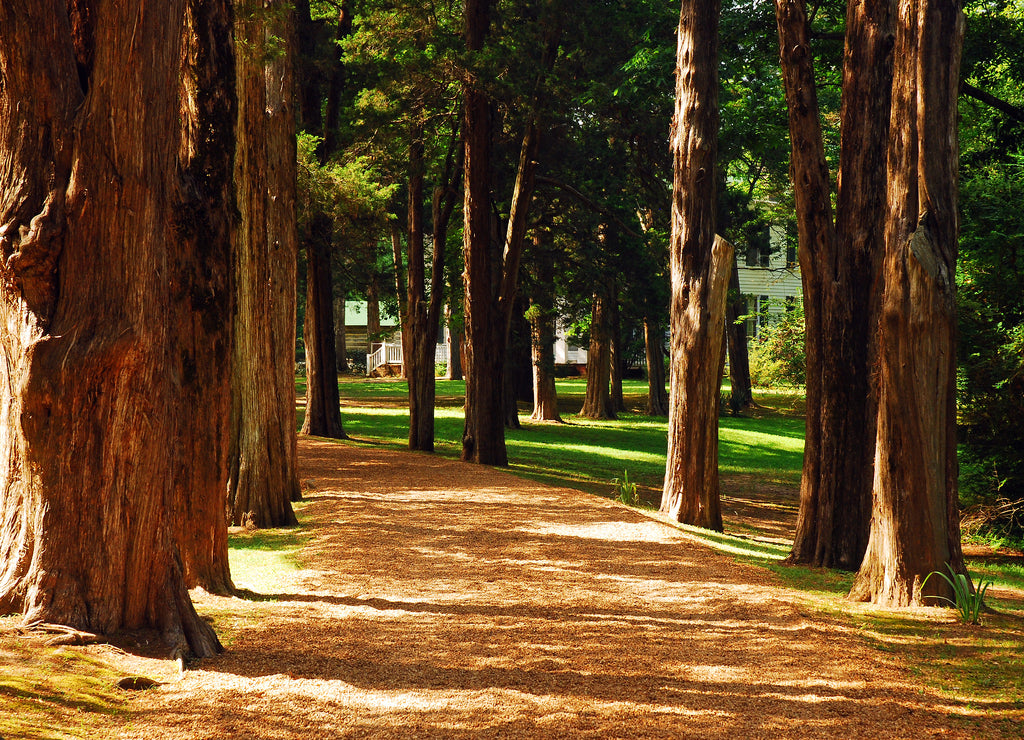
<box><xmin>609</xmin><ymin>282</ymin><xmax>626</xmax><ymax>414</ymax></box>
<box><xmin>581</xmin><ymin>287</ymin><xmax>616</xmax><ymax>420</ymax></box>
<box><xmin>529</xmin><ymin>235</ymin><xmax>561</xmax><ymax>421</ymax></box>
<box><xmin>850</xmin><ymin>0</ymin><xmax>966</xmax><ymax>606</ymax></box>
<box><xmin>644</xmin><ymin>315</ymin><xmax>669</xmax><ymax>416</ymax></box>
<box><xmin>301</xmin><ymin>216</ymin><xmax>345</xmax><ymax>438</ymax></box>
<box><xmin>660</xmin><ymin>0</ymin><xmax>727</xmax><ymax>530</ymax></box>
<box><xmin>725</xmin><ymin>252</ymin><xmax>753</xmax><ymax>413</ymax></box>
<box><xmin>334</xmin><ymin>295</ymin><xmax>348</xmax><ymax>371</ymax></box>
<box><xmin>777</xmin><ymin>0</ymin><xmax>890</xmax><ymax>569</ymax></box>
<box><xmin>0</xmin><ymin>0</ymin><xmax>231</xmax><ymax>658</ymax></box>
<box><xmin>228</xmin><ymin>1</ymin><xmax>300</xmax><ymax>528</ymax></box>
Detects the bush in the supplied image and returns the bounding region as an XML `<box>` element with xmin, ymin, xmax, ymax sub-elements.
<box><xmin>748</xmin><ymin>305</ymin><xmax>806</xmax><ymax>387</ymax></box>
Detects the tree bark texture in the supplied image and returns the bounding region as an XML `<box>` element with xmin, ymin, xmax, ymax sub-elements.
<box><xmin>777</xmin><ymin>0</ymin><xmax>890</xmax><ymax>570</ymax></box>
<box><xmin>659</xmin><ymin>0</ymin><xmax>726</xmax><ymax>530</ymax></box>
<box><xmin>725</xmin><ymin>253</ymin><xmax>752</xmax><ymax>414</ymax></box>
<box><xmin>301</xmin><ymin>216</ymin><xmax>345</xmax><ymax>438</ymax></box>
<box><xmin>644</xmin><ymin>315</ymin><xmax>669</xmax><ymax>416</ymax></box>
<box><xmin>227</xmin><ymin>1</ymin><xmax>300</xmax><ymax>529</ymax></box>
<box><xmin>529</xmin><ymin>235</ymin><xmax>561</xmax><ymax>422</ymax></box>
<box><xmin>334</xmin><ymin>295</ymin><xmax>348</xmax><ymax>370</ymax></box>
<box><xmin>851</xmin><ymin>0</ymin><xmax>965</xmax><ymax>606</ymax></box>
<box><xmin>460</xmin><ymin>33</ymin><xmax>505</xmax><ymax>463</ymax></box>
<box><xmin>503</xmin><ymin>295</ymin><xmax>533</xmax><ymax>429</ymax></box>
<box><xmin>461</xmin><ymin>0</ymin><xmax>553</xmax><ymax>464</ymax></box>
<box><xmin>581</xmin><ymin>288</ymin><xmax>617</xmax><ymax>420</ymax></box>
<box><xmin>608</xmin><ymin>282</ymin><xmax>626</xmax><ymax>414</ymax></box>
<box><xmin>0</xmin><ymin>0</ymin><xmax>232</xmax><ymax>658</ymax></box>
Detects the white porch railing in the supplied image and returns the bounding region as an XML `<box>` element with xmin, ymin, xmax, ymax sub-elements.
<box><xmin>367</xmin><ymin>342</ymin><xmax>450</xmax><ymax>375</ymax></box>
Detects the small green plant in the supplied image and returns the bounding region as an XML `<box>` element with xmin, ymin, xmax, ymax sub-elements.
<box><xmin>612</xmin><ymin>470</ymin><xmax>640</xmax><ymax>506</ymax></box>
<box><xmin>921</xmin><ymin>562</ymin><xmax>993</xmax><ymax>625</ymax></box>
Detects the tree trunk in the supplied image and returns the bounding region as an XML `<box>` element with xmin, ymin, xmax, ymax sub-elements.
<box><xmin>660</xmin><ymin>0</ymin><xmax>726</xmax><ymax>530</ymax></box>
<box><xmin>334</xmin><ymin>295</ymin><xmax>348</xmax><ymax>371</ymax></box>
<box><xmin>0</xmin><ymin>0</ymin><xmax>230</xmax><ymax>658</ymax></box>
<box><xmin>851</xmin><ymin>0</ymin><xmax>965</xmax><ymax>606</ymax></box>
<box><xmin>301</xmin><ymin>216</ymin><xmax>346</xmax><ymax>438</ymax></box>
<box><xmin>608</xmin><ymin>281</ymin><xmax>626</xmax><ymax>414</ymax></box>
<box><xmin>581</xmin><ymin>288</ymin><xmax>617</xmax><ymax>420</ymax></box>
<box><xmin>446</xmin><ymin>312</ymin><xmax>464</xmax><ymax>380</ymax></box>
<box><xmin>405</xmin><ymin>130</ymin><xmax>438</xmax><ymax>450</ymax></box>
<box><xmin>777</xmin><ymin>0</ymin><xmax>889</xmax><ymax>569</ymax></box>
<box><xmin>725</xmin><ymin>252</ymin><xmax>753</xmax><ymax>413</ymax></box>
<box><xmin>644</xmin><ymin>315</ymin><xmax>669</xmax><ymax>416</ymax></box>
<box><xmin>503</xmin><ymin>294</ymin><xmax>532</xmax><ymax>429</ymax></box>
<box><xmin>529</xmin><ymin>235</ymin><xmax>561</xmax><ymax>422</ymax></box>
<box><xmin>461</xmin><ymin>0</ymin><xmax>555</xmax><ymax>464</ymax></box>
<box><xmin>227</xmin><ymin>0</ymin><xmax>300</xmax><ymax>529</ymax></box>
<box><xmin>367</xmin><ymin>275</ymin><xmax>382</xmax><ymax>338</ymax></box>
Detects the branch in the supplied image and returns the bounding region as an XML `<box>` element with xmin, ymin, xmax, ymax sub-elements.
<box><xmin>961</xmin><ymin>81</ymin><xmax>1024</xmax><ymax>124</ymax></box>
<box><xmin>534</xmin><ymin>175</ymin><xmax>644</xmax><ymax>239</ymax></box>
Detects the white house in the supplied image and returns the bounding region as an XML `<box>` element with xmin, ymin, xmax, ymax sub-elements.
<box><xmin>734</xmin><ymin>224</ymin><xmax>802</xmax><ymax>337</ymax></box>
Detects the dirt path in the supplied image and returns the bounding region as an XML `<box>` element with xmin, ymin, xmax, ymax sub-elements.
<box><xmin>108</xmin><ymin>439</ymin><xmax>1013</xmax><ymax>738</ymax></box>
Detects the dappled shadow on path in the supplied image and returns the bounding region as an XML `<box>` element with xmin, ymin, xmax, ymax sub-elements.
<box><xmin>120</xmin><ymin>439</ymin><xmax>1021</xmax><ymax>740</ymax></box>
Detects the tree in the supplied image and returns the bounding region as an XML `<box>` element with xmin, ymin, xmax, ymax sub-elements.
<box><xmin>775</xmin><ymin>0</ymin><xmax>890</xmax><ymax>570</ymax></box>
<box><xmin>460</xmin><ymin>0</ymin><xmax>558</xmax><ymax>464</ymax></box>
<box><xmin>526</xmin><ymin>231</ymin><xmax>562</xmax><ymax>422</ymax></box>
<box><xmin>296</xmin><ymin>0</ymin><xmax>348</xmax><ymax>439</ymax></box>
<box><xmin>580</xmin><ymin>279</ymin><xmax>618</xmax><ymax>420</ymax></box>
<box><xmin>0</xmin><ymin>0</ymin><xmax>230</xmax><ymax>658</ymax></box>
<box><xmin>850</xmin><ymin>0</ymin><xmax>966</xmax><ymax>606</ymax></box>
<box><xmin>228</xmin><ymin>0</ymin><xmax>301</xmax><ymax>528</ymax></box>
<box><xmin>660</xmin><ymin>0</ymin><xmax>731</xmax><ymax>531</ymax></box>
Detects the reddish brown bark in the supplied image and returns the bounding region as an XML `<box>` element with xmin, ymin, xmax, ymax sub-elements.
<box><xmin>777</xmin><ymin>0</ymin><xmax>891</xmax><ymax>569</ymax></box>
<box><xmin>725</xmin><ymin>253</ymin><xmax>752</xmax><ymax>414</ymax></box>
<box><xmin>608</xmin><ymin>282</ymin><xmax>626</xmax><ymax>414</ymax></box>
<box><xmin>851</xmin><ymin>0</ymin><xmax>966</xmax><ymax>606</ymax></box>
<box><xmin>644</xmin><ymin>316</ymin><xmax>669</xmax><ymax>416</ymax></box>
<box><xmin>581</xmin><ymin>287</ymin><xmax>617</xmax><ymax>420</ymax></box>
<box><xmin>0</xmin><ymin>0</ymin><xmax>231</xmax><ymax>658</ymax></box>
<box><xmin>529</xmin><ymin>235</ymin><xmax>561</xmax><ymax>422</ymax></box>
<box><xmin>659</xmin><ymin>0</ymin><xmax>727</xmax><ymax>530</ymax></box>
<box><xmin>228</xmin><ymin>0</ymin><xmax>300</xmax><ymax>528</ymax></box>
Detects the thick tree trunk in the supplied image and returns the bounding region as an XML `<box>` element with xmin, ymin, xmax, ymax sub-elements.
<box><xmin>777</xmin><ymin>0</ymin><xmax>889</xmax><ymax>569</ymax></box>
<box><xmin>851</xmin><ymin>0</ymin><xmax>965</xmax><ymax>606</ymax></box>
<box><xmin>301</xmin><ymin>217</ymin><xmax>345</xmax><ymax>438</ymax></box>
<box><xmin>725</xmin><ymin>253</ymin><xmax>753</xmax><ymax>413</ymax></box>
<box><xmin>581</xmin><ymin>288</ymin><xmax>617</xmax><ymax>420</ymax></box>
<box><xmin>660</xmin><ymin>0</ymin><xmax>726</xmax><ymax>530</ymax></box>
<box><xmin>644</xmin><ymin>315</ymin><xmax>669</xmax><ymax>416</ymax></box>
<box><xmin>529</xmin><ymin>236</ymin><xmax>561</xmax><ymax>422</ymax></box>
<box><xmin>0</xmin><ymin>0</ymin><xmax>230</xmax><ymax>658</ymax></box>
<box><xmin>227</xmin><ymin>1</ymin><xmax>300</xmax><ymax>529</ymax></box>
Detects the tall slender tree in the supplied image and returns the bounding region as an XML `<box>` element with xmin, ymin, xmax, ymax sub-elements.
<box><xmin>660</xmin><ymin>0</ymin><xmax>731</xmax><ymax>531</ymax></box>
<box><xmin>228</xmin><ymin>0</ymin><xmax>301</xmax><ymax>527</ymax></box>
<box><xmin>0</xmin><ymin>0</ymin><xmax>231</xmax><ymax>658</ymax></box>
<box><xmin>851</xmin><ymin>0</ymin><xmax>966</xmax><ymax>606</ymax></box>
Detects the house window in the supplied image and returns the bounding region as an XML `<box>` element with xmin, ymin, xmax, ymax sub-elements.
<box><xmin>786</xmin><ymin>244</ymin><xmax>797</xmax><ymax>268</ymax></box>
<box><xmin>746</xmin><ymin>295</ymin><xmax>772</xmax><ymax>338</ymax></box>
<box><xmin>785</xmin><ymin>295</ymin><xmax>796</xmax><ymax>313</ymax></box>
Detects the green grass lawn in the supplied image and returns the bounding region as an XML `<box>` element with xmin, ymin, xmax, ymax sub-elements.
<box><xmin>331</xmin><ymin>376</ymin><xmax>805</xmax><ymax>500</ymax></box>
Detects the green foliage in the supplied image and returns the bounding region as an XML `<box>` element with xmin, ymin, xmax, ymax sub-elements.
<box><xmin>611</xmin><ymin>469</ymin><xmax>640</xmax><ymax>506</ymax></box>
<box><xmin>747</xmin><ymin>304</ymin><xmax>806</xmax><ymax>387</ymax></box>
<box><xmin>922</xmin><ymin>563</ymin><xmax>993</xmax><ymax>625</ymax></box>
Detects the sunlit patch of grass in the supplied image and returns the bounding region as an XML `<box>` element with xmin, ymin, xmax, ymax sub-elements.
<box><xmin>848</xmin><ymin>610</ymin><xmax>1024</xmax><ymax>726</ymax></box>
<box><xmin>0</xmin><ymin>621</ymin><xmax>126</xmax><ymax>740</ymax></box>
<box><xmin>229</xmin><ymin>522</ymin><xmax>310</xmax><ymax>595</ymax></box>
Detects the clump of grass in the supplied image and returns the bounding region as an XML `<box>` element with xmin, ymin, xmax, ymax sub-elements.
<box><xmin>922</xmin><ymin>562</ymin><xmax>993</xmax><ymax>625</ymax></box>
<box><xmin>611</xmin><ymin>470</ymin><xmax>640</xmax><ymax>506</ymax></box>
